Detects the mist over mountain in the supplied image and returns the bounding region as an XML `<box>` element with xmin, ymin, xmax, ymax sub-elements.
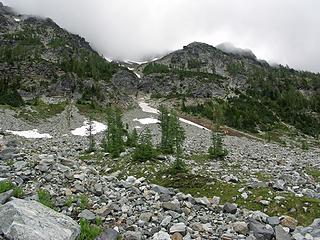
<box><xmin>3</xmin><ymin>0</ymin><xmax>320</xmax><ymax>73</ymax></box>
<box><xmin>1</xmin><ymin>2</ymin><xmax>320</xmax><ymax>240</ymax></box>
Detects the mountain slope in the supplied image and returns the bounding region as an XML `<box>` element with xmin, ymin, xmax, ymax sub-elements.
<box><xmin>136</xmin><ymin>42</ymin><xmax>320</xmax><ymax>137</ymax></box>
<box><xmin>0</xmin><ymin>2</ymin><xmax>135</xmax><ymax>107</ymax></box>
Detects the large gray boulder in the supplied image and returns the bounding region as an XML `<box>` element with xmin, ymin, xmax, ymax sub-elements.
<box><xmin>248</xmin><ymin>218</ymin><xmax>274</xmax><ymax>240</ymax></box>
<box><xmin>0</xmin><ymin>198</ymin><xmax>80</xmax><ymax>240</ymax></box>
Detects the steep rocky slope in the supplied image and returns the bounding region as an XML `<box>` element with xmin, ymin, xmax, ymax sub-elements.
<box><xmin>0</xmin><ymin>2</ymin><xmax>135</xmax><ymax>107</ymax></box>
<box><xmin>134</xmin><ymin>42</ymin><xmax>320</xmax><ymax>138</ymax></box>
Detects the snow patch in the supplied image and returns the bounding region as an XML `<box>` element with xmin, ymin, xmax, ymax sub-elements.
<box><xmin>14</xmin><ymin>17</ymin><xmax>21</xmax><ymax>22</ymax></box>
<box><xmin>127</xmin><ymin>67</ymin><xmax>141</xmax><ymax>78</ymax></box>
<box><xmin>6</xmin><ymin>129</ymin><xmax>52</xmax><ymax>139</ymax></box>
<box><xmin>138</xmin><ymin>101</ymin><xmax>210</xmax><ymax>130</ymax></box>
<box><xmin>71</xmin><ymin>121</ymin><xmax>107</xmax><ymax>136</ymax></box>
<box><xmin>179</xmin><ymin>118</ymin><xmax>210</xmax><ymax>131</ymax></box>
<box><xmin>138</xmin><ymin>102</ymin><xmax>159</xmax><ymax>114</ymax></box>
<box><xmin>133</xmin><ymin>118</ymin><xmax>160</xmax><ymax>125</ymax></box>
<box><xmin>134</xmin><ymin>72</ymin><xmax>141</xmax><ymax>78</ymax></box>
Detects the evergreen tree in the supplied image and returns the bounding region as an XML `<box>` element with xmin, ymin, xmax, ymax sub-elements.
<box><xmin>105</xmin><ymin>107</ymin><xmax>125</xmax><ymax>158</ymax></box>
<box><xmin>126</xmin><ymin>128</ymin><xmax>139</xmax><ymax>147</ymax></box>
<box><xmin>86</xmin><ymin>115</ymin><xmax>95</xmax><ymax>152</ymax></box>
<box><xmin>132</xmin><ymin>128</ymin><xmax>156</xmax><ymax>161</ymax></box>
<box><xmin>208</xmin><ymin>129</ymin><xmax>228</xmax><ymax>159</ymax></box>
<box><xmin>158</xmin><ymin>106</ymin><xmax>185</xmax><ymax>154</ymax></box>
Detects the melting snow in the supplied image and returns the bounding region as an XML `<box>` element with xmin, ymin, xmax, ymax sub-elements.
<box><xmin>179</xmin><ymin>118</ymin><xmax>210</xmax><ymax>131</ymax></box>
<box><xmin>133</xmin><ymin>118</ymin><xmax>160</xmax><ymax>125</ymax></box>
<box><xmin>14</xmin><ymin>18</ymin><xmax>21</xmax><ymax>22</ymax></box>
<box><xmin>6</xmin><ymin>129</ymin><xmax>52</xmax><ymax>139</ymax></box>
<box><xmin>127</xmin><ymin>67</ymin><xmax>141</xmax><ymax>78</ymax></box>
<box><xmin>138</xmin><ymin>102</ymin><xmax>159</xmax><ymax>114</ymax></box>
<box><xmin>138</xmin><ymin>101</ymin><xmax>210</xmax><ymax>130</ymax></box>
<box><xmin>71</xmin><ymin>121</ymin><xmax>107</xmax><ymax>136</ymax></box>
<box><xmin>134</xmin><ymin>72</ymin><xmax>141</xmax><ymax>78</ymax></box>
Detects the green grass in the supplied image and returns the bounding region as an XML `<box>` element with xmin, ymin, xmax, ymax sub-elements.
<box><xmin>79</xmin><ymin>194</ymin><xmax>90</xmax><ymax>210</ymax></box>
<box><xmin>37</xmin><ymin>189</ymin><xmax>55</xmax><ymax>209</ymax></box>
<box><xmin>85</xmin><ymin>149</ymin><xmax>320</xmax><ymax>226</ymax></box>
<box><xmin>76</xmin><ymin>103</ymin><xmax>109</xmax><ymax>121</ymax></box>
<box><xmin>189</xmin><ymin>153</ymin><xmax>211</xmax><ymax>163</ymax></box>
<box><xmin>306</xmin><ymin>168</ymin><xmax>320</xmax><ymax>182</ymax></box>
<box><xmin>0</xmin><ymin>180</ymin><xmax>25</xmax><ymax>198</ymax></box>
<box><xmin>17</xmin><ymin>100</ymin><xmax>67</xmax><ymax>122</ymax></box>
<box><xmin>0</xmin><ymin>180</ymin><xmax>15</xmax><ymax>193</ymax></box>
<box><xmin>152</xmin><ymin>172</ymin><xmax>320</xmax><ymax>225</ymax></box>
<box><xmin>12</xmin><ymin>187</ymin><xmax>25</xmax><ymax>198</ymax></box>
<box><xmin>78</xmin><ymin>219</ymin><xmax>102</xmax><ymax>240</ymax></box>
<box><xmin>65</xmin><ymin>196</ymin><xmax>74</xmax><ymax>207</ymax></box>
<box><xmin>104</xmin><ymin>152</ymin><xmax>320</xmax><ymax>226</ymax></box>
<box><xmin>255</xmin><ymin>172</ymin><xmax>272</xmax><ymax>181</ymax></box>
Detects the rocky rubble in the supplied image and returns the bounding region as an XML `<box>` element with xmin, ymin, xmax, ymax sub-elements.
<box><xmin>0</xmin><ymin>146</ymin><xmax>319</xmax><ymax>239</ymax></box>
<box><xmin>0</xmin><ymin>104</ymin><xmax>319</xmax><ymax>239</ymax></box>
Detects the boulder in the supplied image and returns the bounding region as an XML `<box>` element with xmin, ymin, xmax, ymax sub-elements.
<box><xmin>275</xmin><ymin>225</ymin><xmax>293</xmax><ymax>240</ymax></box>
<box><xmin>170</xmin><ymin>223</ymin><xmax>186</xmax><ymax>233</ymax></box>
<box><xmin>96</xmin><ymin>229</ymin><xmax>120</xmax><ymax>240</ymax></box>
<box><xmin>162</xmin><ymin>199</ymin><xmax>181</xmax><ymax>211</ymax></box>
<box><xmin>123</xmin><ymin>231</ymin><xmax>142</xmax><ymax>240</ymax></box>
<box><xmin>0</xmin><ymin>198</ymin><xmax>80</xmax><ymax>240</ymax></box>
<box><xmin>267</xmin><ymin>216</ymin><xmax>280</xmax><ymax>226</ymax></box>
<box><xmin>0</xmin><ymin>189</ymin><xmax>13</xmax><ymax>205</ymax></box>
<box><xmin>78</xmin><ymin>209</ymin><xmax>96</xmax><ymax>221</ymax></box>
<box><xmin>152</xmin><ymin>231</ymin><xmax>170</xmax><ymax>240</ymax></box>
<box><xmin>248</xmin><ymin>218</ymin><xmax>274</xmax><ymax>240</ymax></box>
<box><xmin>273</xmin><ymin>179</ymin><xmax>286</xmax><ymax>191</ymax></box>
<box><xmin>223</xmin><ymin>202</ymin><xmax>237</xmax><ymax>214</ymax></box>
<box><xmin>151</xmin><ymin>184</ymin><xmax>173</xmax><ymax>195</ymax></box>
<box><xmin>171</xmin><ymin>232</ymin><xmax>183</xmax><ymax>240</ymax></box>
<box><xmin>280</xmin><ymin>216</ymin><xmax>298</xmax><ymax>230</ymax></box>
<box><xmin>232</xmin><ymin>221</ymin><xmax>249</xmax><ymax>235</ymax></box>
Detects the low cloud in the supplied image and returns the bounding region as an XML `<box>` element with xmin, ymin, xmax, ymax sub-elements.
<box><xmin>3</xmin><ymin>0</ymin><xmax>320</xmax><ymax>72</ymax></box>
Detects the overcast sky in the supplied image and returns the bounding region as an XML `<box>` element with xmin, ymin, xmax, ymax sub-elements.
<box><xmin>3</xmin><ymin>0</ymin><xmax>320</xmax><ymax>72</ymax></box>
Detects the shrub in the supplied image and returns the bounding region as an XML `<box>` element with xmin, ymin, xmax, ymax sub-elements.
<box><xmin>170</xmin><ymin>158</ymin><xmax>188</xmax><ymax>174</ymax></box>
<box><xmin>0</xmin><ymin>180</ymin><xmax>15</xmax><ymax>193</ymax></box>
<box><xmin>78</xmin><ymin>219</ymin><xmax>102</xmax><ymax>240</ymax></box>
<box><xmin>208</xmin><ymin>131</ymin><xmax>228</xmax><ymax>159</ymax></box>
<box><xmin>37</xmin><ymin>189</ymin><xmax>54</xmax><ymax>209</ymax></box>
<box><xmin>79</xmin><ymin>194</ymin><xmax>90</xmax><ymax>210</ymax></box>
<box><xmin>132</xmin><ymin>128</ymin><xmax>157</xmax><ymax>162</ymax></box>
<box><xmin>13</xmin><ymin>187</ymin><xmax>25</xmax><ymax>198</ymax></box>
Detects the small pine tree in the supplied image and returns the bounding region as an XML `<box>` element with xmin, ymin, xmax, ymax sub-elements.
<box><xmin>208</xmin><ymin>130</ymin><xmax>228</xmax><ymax>159</ymax></box>
<box><xmin>87</xmin><ymin>116</ymin><xmax>95</xmax><ymax>152</ymax></box>
<box><xmin>127</xmin><ymin>128</ymin><xmax>139</xmax><ymax>147</ymax></box>
<box><xmin>158</xmin><ymin>106</ymin><xmax>186</xmax><ymax>155</ymax></box>
<box><xmin>132</xmin><ymin>128</ymin><xmax>156</xmax><ymax>162</ymax></box>
<box><xmin>105</xmin><ymin>107</ymin><xmax>125</xmax><ymax>158</ymax></box>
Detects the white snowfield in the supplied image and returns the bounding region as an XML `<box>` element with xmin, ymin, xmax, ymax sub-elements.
<box><xmin>138</xmin><ymin>102</ymin><xmax>159</xmax><ymax>114</ymax></box>
<box><xmin>71</xmin><ymin>121</ymin><xmax>107</xmax><ymax>136</ymax></box>
<box><xmin>138</xmin><ymin>101</ymin><xmax>210</xmax><ymax>131</ymax></box>
<box><xmin>6</xmin><ymin>129</ymin><xmax>52</xmax><ymax>139</ymax></box>
<box><xmin>133</xmin><ymin>118</ymin><xmax>160</xmax><ymax>125</ymax></box>
<box><xmin>127</xmin><ymin>67</ymin><xmax>141</xmax><ymax>78</ymax></box>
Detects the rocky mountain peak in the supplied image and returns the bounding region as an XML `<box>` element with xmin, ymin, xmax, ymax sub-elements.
<box><xmin>216</xmin><ymin>42</ymin><xmax>257</xmax><ymax>60</ymax></box>
<box><xmin>0</xmin><ymin>1</ymin><xmax>13</xmax><ymax>15</ymax></box>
